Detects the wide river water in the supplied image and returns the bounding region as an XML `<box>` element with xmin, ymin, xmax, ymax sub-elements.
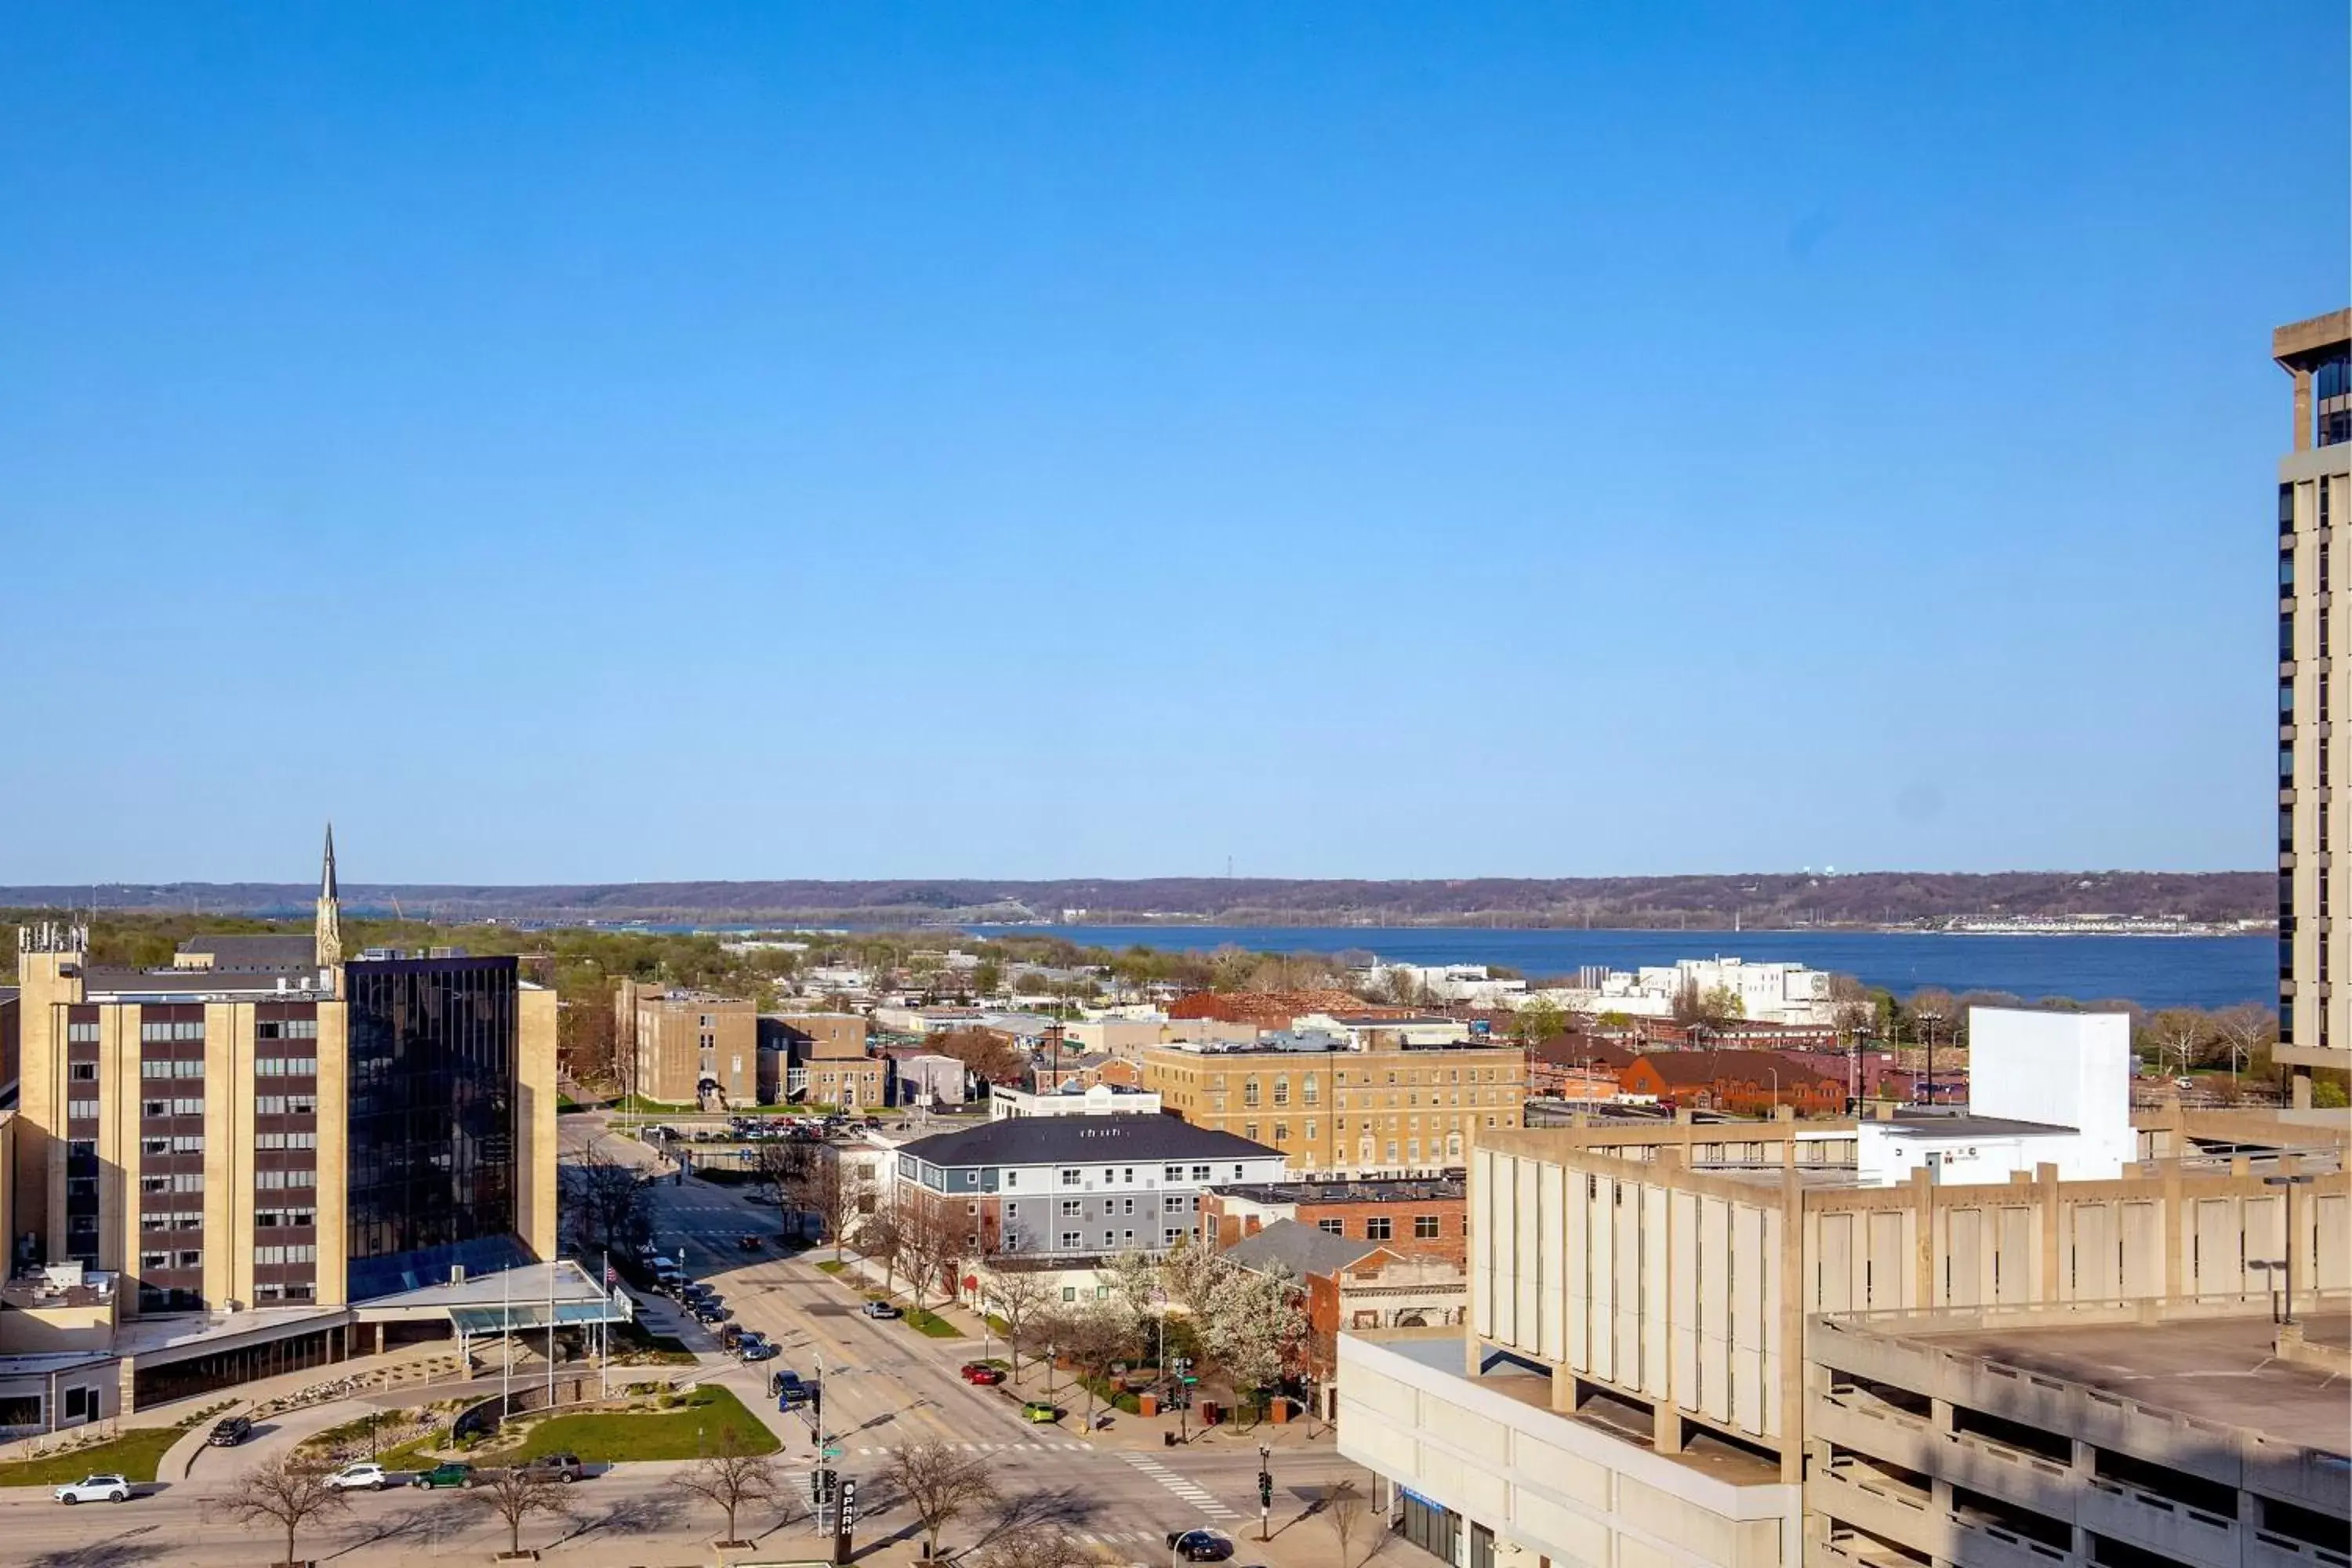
<box><xmin>962</xmin><ymin>925</ymin><xmax>2273</xmax><ymax>1011</ymax></box>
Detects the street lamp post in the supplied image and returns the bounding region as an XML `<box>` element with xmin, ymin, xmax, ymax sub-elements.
<box><xmin>1258</xmin><ymin>1442</ymin><xmax>1272</xmax><ymax>1542</ymax></box>
<box><xmin>2262</xmin><ymin>1172</ymin><xmax>2314</xmax><ymax>1323</ymax></box>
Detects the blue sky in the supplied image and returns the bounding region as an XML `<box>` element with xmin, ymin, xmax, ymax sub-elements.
<box><xmin>2</xmin><ymin>4</ymin><xmax>2341</xmax><ymax>883</ymax></box>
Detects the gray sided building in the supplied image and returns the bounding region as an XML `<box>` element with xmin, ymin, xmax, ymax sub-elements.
<box><xmin>893</xmin><ymin>1114</ymin><xmax>1287</xmax><ymax>1260</ymax></box>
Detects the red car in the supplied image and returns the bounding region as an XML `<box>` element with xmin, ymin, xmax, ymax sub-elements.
<box><xmin>960</xmin><ymin>1363</ymin><xmax>1006</xmax><ymax>1385</ymax></box>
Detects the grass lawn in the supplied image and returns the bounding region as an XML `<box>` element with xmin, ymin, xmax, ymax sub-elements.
<box><xmin>812</xmin><ymin>1259</ymin><xmax>847</xmax><ymax>1276</ymax></box>
<box><xmin>0</xmin><ymin>1424</ymin><xmax>188</xmax><ymax>1487</ymax></box>
<box><xmin>902</xmin><ymin>1308</ymin><xmax>964</xmax><ymax>1338</ymax></box>
<box><xmin>506</xmin><ymin>1386</ymin><xmax>779</xmax><ymax>1464</ymax></box>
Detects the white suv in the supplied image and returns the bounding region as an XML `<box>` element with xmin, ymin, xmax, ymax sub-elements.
<box><xmin>53</xmin><ymin>1473</ymin><xmax>131</xmax><ymax>1504</ymax></box>
<box><xmin>328</xmin><ymin>1461</ymin><xmax>390</xmax><ymax>1491</ymax></box>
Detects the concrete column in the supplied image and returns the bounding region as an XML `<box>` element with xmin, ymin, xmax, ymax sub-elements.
<box><xmin>2295</xmin><ymin>368</ymin><xmax>2314</xmax><ymax>452</ymax></box>
<box><xmin>1931</xmin><ymin>1396</ymin><xmax>1954</xmax><ymax>1432</ymax></box>
<box><xmin>1651</xmin><ymin>1396</ymin><xmax>1682</xmax><ymax>1455</ymax></box>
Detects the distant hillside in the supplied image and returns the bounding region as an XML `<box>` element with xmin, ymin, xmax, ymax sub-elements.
<box><xmin>0</xmin><ymin>871</ymin><xmax>2270</xmax><ymax>928</ymax></box>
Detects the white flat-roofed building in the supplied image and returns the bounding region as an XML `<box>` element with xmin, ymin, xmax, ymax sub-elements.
<box><xmin>988</xmin><ymin>1083</ymin><xmax>1163</xmax><ymax>1120</ymax></box>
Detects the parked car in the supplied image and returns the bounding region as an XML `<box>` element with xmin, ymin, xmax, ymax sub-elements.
<box><xmin>861</xmin><ymin>1301</ymin><xmax>902</xmax><ymax>1319</ymax></box>
<box><xmin>207</xmin><ymin>1414</ymin><xmax>252</xmax><ymax>1446</ymax></box>
<box><xmin>328</xmin><ymin>1462</ymin><xmax>390</xmax><ymax>1492</ymax></box>
<box><xmin>53</xmin><ymin>1474</ymin><xmax>132</xmax><ymax>1505</ymax></box>
<box><xmin>412</xmin><ymin>1462</ymin><xmax>476</xmax><ymax>1490</ymax></box>
<box><xmin>691</xmin><ymin>1300</ymin><xmax>728</xmax><ymax>1325</ymax></box>
<box><xmin>1019</xmin><ymin>1400</ymin><xmax>1059</xmax><ymax>1424</ymax></box>
<box><xmin>1167</xmin><ymin>1530</ymin><xmax>1235</xmax><ymax>1563</ymax></box>
<box><xmin>511</xmin><ymin>1453</ymin><xmax>584</xmax><ymax>1485</ymax></box>
<box><xmin>960</xmin><ymin>1363</ymin><xmax>1005</xmax><ymax>1385</ymax></box>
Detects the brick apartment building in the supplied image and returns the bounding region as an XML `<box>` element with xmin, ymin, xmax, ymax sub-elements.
<box><xmin>1616</xmin><ymin>1048</ymin><xmax>1845</xmax><ymax>1115</ymax></box>
<box><xmin>1199</xmin><ymin>1176</ymin><xmax>1467</xmax><ymax>1265</ymax></box>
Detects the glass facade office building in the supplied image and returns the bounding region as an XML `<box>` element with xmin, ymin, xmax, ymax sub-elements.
<box><xmin>345</xmin><ymin>955</ymin><xmax>527</xmax><ymax>1298</ymax></box>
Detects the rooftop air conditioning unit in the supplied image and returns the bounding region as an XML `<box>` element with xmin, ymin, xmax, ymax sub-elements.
<box><xmin>449</xmin><ymin>1265</ymin><xmax>467</xmax><ymax>1287</ymax></box>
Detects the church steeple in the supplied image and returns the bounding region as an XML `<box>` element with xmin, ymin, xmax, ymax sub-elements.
<box><xmin>315</xmin><ymin>822</ymin><xmax>343</xmax><ymax>967</ymax></box>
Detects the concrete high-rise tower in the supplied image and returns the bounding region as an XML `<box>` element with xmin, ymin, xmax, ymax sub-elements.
<box><xmin>315</xmin><ymin>822</ymin><xmax>343</xmax><ymax>967</ymax></box>
<box><xmin>2274</xmin><ymin>308</ymin><xmax>2351</xmax><ymax>1107</ymax></box>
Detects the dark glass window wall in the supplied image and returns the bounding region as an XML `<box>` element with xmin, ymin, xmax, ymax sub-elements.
<box><xmin>345</xmin><ymin>956</ymin><xmax>524</xmax><ymax>1298</ymax></box>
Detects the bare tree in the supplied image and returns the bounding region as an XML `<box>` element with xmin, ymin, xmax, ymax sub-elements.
<box><xmin>2210</xmin><ymin>1002</ymin><xmax>2276</xmax><ymax>1085</ymax></box>
<box><xmin>1057</xmin><ymin>1301</ymin><xmax>1138</xmax><ymax>1428</ymax></box>
<box><xmin>985</xmin><ymin>1262</ymin><xmax>1055</xmax><ymax>1377</ymax></box>
<box><xmin>883</xmin><ymin>1439</ymin><xmax>1000</xmax><ymax>1560</ymax></box>
<box><xmin>2145</xmin><ymin>1008</ymin><xmax>2213</xmax><ymax>1079</ymax></box>
<box><xmin>477</xmin><ymin>1465</ymin><xmax>572</xmax><ymax>1559</ymax></box>
<box><xmin>568</xmin><ymin>1141</ymin><xmax>652</xmax><ymax>1257</ymax></box>
<box><xmin>1323</xmin><ymin>1479</ymin><xmax>1369</xmax><ymax>1567</ymax></box>
<box><xmin>751</xmin><ymin>1137</ymin><xmax>815</xmax><ymax>1206</ymax></box>
<box><xmin>899</xmin><ymin>1190</ymin><xmax>973</xmax><ymax>1313</ymax></box>
<box><xmin>673</xmin><ymin>1426</ymin><xmax>783</xmax><ymax>1547</ymax></box>
<box><xmin>786</xmin><ymin>1151</ymin><xmax>869</xmax><ymax>1261</ymax></box>
<box><xmin>854</xmin><ymin>1201</ymin><xmax>907</xmax><ymax>1298</ymax></box>
<box><xmin>211</xmin><ymin>1455</ymin><xmax>352</xmax><ymax>1568</ymax></box>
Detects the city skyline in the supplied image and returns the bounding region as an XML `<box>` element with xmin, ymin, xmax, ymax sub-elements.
<box><xmin>2</xmin><ymin>5</ymin><xmax>2342</xmax><ymax>884</ymax></box>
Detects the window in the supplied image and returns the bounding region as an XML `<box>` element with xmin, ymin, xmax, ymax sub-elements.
<box><xmin>141</xmin><ymin>1138</ymin><xmax>169</xmax><ymax>1156</ymax></box>
<box><xmin>1242</xmin><ymin>1081</ymin><xmax>1260</xmax><ymax>1108</ymax></box>
<box><xmin>1163</xmin><ymin>1164</ymin><xmax>1185</xmax><ymax>1181</ymax></box>
<box><xmin>143</xmin><ymin>1100</ymin><xmax>167</xmax><ymax>1119</ymax></box>
<box><xmin>1060</xmin><ymin>1200</ymin><xmax>1083</xmax><ymax>1218</ymax></box>
<box><xmin>1414</xmin><ymin>1215</ymin><xmax>1442</xmax><ymax>1240</ymax></box>
<box><xmin>1122</xmin><ymin>1167</ymin><xmax>1134</xmax><ymax>1184</ymax></box>
<box><xmin>1059</xmin><ymin>1233</ymin><xmax>1083</xmax><ymax>1251</ymax></box>
<box><xmin>1272</xmin><ymin>1078</ymin><xmax>1289</xmax><ymax>1106</ymax></box>
<box><xmin>1164</xmin><ymin>1228</ymin><xmax>1184</xmax><ymax>1247</ymax></box>
<box><xmin>175</xmin><ymin>1250</ymin><xmax>201</xmax><ymax>1268</ymax></box>
<box><xmin>1191</xmin><ymin>1164</ymin><xmax>1210</xmax><ymax>1181</ymax></box>
<box><xmin>1385</xmin><ymin>1141</ymin><xmax>1399</xmax><ymax>1163</ymax></box>
<box><xmin>1061</xmin><ymin>1287</ymin><xmax>1077</xmax><ymax>1302</ymax></box>
<box><xmin>1305</xmin><ymin>1120</ymin><xmax>1318</xmax><ymax>1141</ymax></box>
<box><xmin>1303</xmin><ymin>1074</ymin><xmax>1319</xmax><ymax>1106</ymax></box>
<box><xmin>1120</xmin><ymin>1197</ymin><xmax>1135</xmax><ymax>1214</ymax></box>
<box><xmin>1365</xmin><ymin>1217</ymin><xmax>1393</xmax><ymax>1240</ymax></box>
<box><xmin>68</xmin><ymin>1062</ymin><xmax>96</xmax><ymax>1081</ymax></box>
<box><xmin>1103</xmin><ymin>1232</ymin><xmax>1116</xmax><ymax>1249</ymax></box>
<box><xmin>1319</xmin><ymin>1218</ymin><xmax>1345</xmax><ymax>1236</ymax></box>
<box><xmin>66</xmin><ymin>1022</ymin><xmax>100</xmax><ymax>1044</ymax></box>
<box><xmin>1244</xmin><ymin>1123</ymin><xmax>1259</xmax><ymax>1142</ymax></box>
<box><xmin>67</xmin><ymin>1098</ymin><xmax>99</xmax><ymax>1120</ymax></box>
<box><xmin>1059</xmin><ymin>1168</ymin><xmax>1081</xmax><ymax>1187</ymax></box>
<box><xmin>140</xmin><ymin>1251</ymin><xmax>168</xmax><ymax>1270</ymax></box>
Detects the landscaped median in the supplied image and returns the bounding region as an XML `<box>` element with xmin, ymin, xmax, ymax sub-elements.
<box><xmin>358</xmin><ymin>1384</ymin><xmax>780</xmax><ymax>1471</ymax></box>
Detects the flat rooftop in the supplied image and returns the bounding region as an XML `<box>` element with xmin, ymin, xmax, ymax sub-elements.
<box><xmin>1876</xmin><ymin>1114</ymin><xmax>2078</xmax><ymax>1139</ymax></box>
<box><xmin>1923</xmin><ymin>1312</ymin><xmax>2351</xmax><ymax>1453</ymax></box>
<box><xmin>1208</xmin><ymin>1178</ymin><xmax>1465</xmax><ymax>1204</ymax></box>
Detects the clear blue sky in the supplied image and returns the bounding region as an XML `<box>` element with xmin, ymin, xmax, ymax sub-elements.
<box><xmin>2</xmin><ymin>4</ymin><xmax>2342</xmax><ymax>884</ymax></box>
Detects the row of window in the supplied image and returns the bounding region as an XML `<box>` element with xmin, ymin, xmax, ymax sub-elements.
<box><xmin>254</xmin><ymin>1096</ymin><xmax>318</xmax><ymax>1116</ymax></box>
<box><xmin>256</xmin><ymin>1209</ymin><xmax>317</xmax><ymax>1228</ymax></box>
<box><xmin>67</xmin><ymin>1098</ymin><xmax>99</xmax><ymax>1120</ymax></box>
<box><xmin>256</xmin><ymin>1281</ymin><xmax>316</xmax><ymax>1301</ymax></box>
<box><xmin>1030</xmin><ymin>1194</ymin><xmax>1198</xmax><ymax>1220</ymax></box>
<box><xmin>140</xmin><ymin>1173</ymin><xmax>205</xmax><ymax>1193</ymax></box>
<box><xmin>140</xmin><ymin>1136</ymin><xmax>205</xmax><ymax>1155</ymax></box>
<box><xmin>1051</xmin><ymin>1229</ymin><xmax>1186</xmax><ymax>1250</ymax></box>
<box><xmin>140</xmin><ymin>1059</ymin><xmax>205</xmax><ymax>1079</ymax></box>
<box><xmin>142</xmin><ymin>1099</ymin><xmax>205</xmax><ymax>1119</ymax></box>
<box><xmin>139</xmin><ymin>1250</ymin><xmax>203</xmax><ymax>1269</ymax></box>
<box><xmin>65</xmin><ymin>1022</ymin><xmax>100</xmax><ymax>1044</ymax></box>
<box><xmin>140</xmin><ymin>1021</ymin><xmax>205</xmax><ymax>1042</ymax></box>
<box><xmin>253</xmin><ymin>1244</ymin><xmax>318</xmax><ymax>1265</ymax></box>
<box><xmin>141</xmin><ymin>1211</ymin><xmax>202</xmax><ymax>1232</ymax></box>
<box><xmin>256</xmin><ymin>1056</ymin><xmax>318</xmax><ymax>1076</ymax></box>
<box><xmin>256</xmin><ymin>1019</ymin><xmax>319</xmax><ymax>1040</ymax></box>
<box><xmin>1315</xmin><ymin>1214</ymin><xmax>1446</xmax><ymax>1240</ymax></box>
<box><xmin>256</xmin><ymin>1168</ymin><xmax>316</xmax><ymax>1189</ymax></box>
<box><xmin>255</xmin><ymin>1131</ymin><xmax>318</xmax><ymax>1149</ymax></box>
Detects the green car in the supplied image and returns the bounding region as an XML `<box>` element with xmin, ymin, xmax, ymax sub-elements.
<box><xmin>1020</xmin><ymin>1400</ymin><xmax>1059</xmax><ymax>1424</ymax></box>
<box><xmin>412</xmin><ymin>1462</ymin><xmax>475</xmax><ymax>1490</ymax></box>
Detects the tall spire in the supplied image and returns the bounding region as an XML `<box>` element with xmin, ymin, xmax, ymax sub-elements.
<box><xmin>315</xmin><ymin>822</ymin><xmax>343</xmax><ymax>967</ymax></box>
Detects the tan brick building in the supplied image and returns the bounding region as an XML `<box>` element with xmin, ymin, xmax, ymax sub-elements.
<box><xmin>1199</xmin><ymin>1175</ymin><xmax>1468</xmax><ymax>1265</ymax></box>
<box><xmin>1142</xmin><ymin>1037</ymin><xmax>1526</xmax><ymax>1176</ymax></box>
<box><xmin>758</xmin><ymin>1013</ymin><xmax>882</xmax><ymax>1109</ymax></box>
<box><xmin>631</xmin><ymin>990</ymin><xmax>757</xmax><ymax>1108</ymax></box>
<box><xmin>2276</xmin><ymin>307</ymin><xmax>2352</xmax><ymax>1104</ymax></box>
<box><xmin>9</xmin><ymin>833</ymin><xmax>559</xmax><ymax>1320</ymax></box>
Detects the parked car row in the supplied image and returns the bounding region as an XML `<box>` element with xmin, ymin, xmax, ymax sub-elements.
<box><xmin>55</xmin><ymin>1454</ymin><xmax>593</xmax><ymax>1507</ymax></box>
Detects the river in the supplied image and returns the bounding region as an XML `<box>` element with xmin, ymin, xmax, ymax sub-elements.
<box><xmin>962</xmin><ymin>925</ymin><xmax>2274</xmax><ymax>1011</ymax></box>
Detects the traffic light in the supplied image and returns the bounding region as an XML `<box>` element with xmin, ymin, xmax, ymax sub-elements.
<box><xmin>1258</xmin><ymin>1471</ymin><xmax>1272</xmax><ymax>1509</ymax></box>
<box><xmin>809</xmin><ymin>1383</ymin><xmax>823</xmax><ymax>1420</ymax></box>
<box><xmin>808</xmin><ymin>1467</ymin><xmax>835</xmax><ymax>1506</ymax></box>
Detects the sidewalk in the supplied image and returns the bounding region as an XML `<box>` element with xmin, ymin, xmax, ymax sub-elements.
<box><xmin>805</xmin><ymin>1250</ymin><xmax>1335</xmax><ymax>1459</ymax></box>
